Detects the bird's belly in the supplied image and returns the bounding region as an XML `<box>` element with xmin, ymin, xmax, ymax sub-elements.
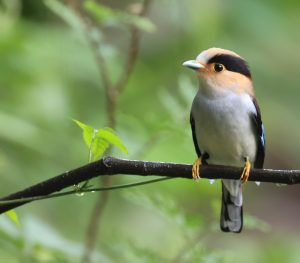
<box><xmin>192</xmin><ymin>94</ymin><xmax>257</xmax><ymax>167</ymax></box>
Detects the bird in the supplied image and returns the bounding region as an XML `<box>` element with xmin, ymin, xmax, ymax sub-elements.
<box><xmin>183</xmin><ymin>48</ymin><xmax>265</xmax><ymax>233</ymax></box>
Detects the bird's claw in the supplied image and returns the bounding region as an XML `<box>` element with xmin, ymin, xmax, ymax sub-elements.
<box><xmin>240</xmin><ymin>158</ymin><xmax>251</xmax><ymax>183</ymax></box>
<box><xmin>192</xmin><ymin>158</ymin><xmax>202</xmax><ymax>180</ymax></box>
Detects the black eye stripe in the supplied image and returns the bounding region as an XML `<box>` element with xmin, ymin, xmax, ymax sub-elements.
<box><xmin>208</xmin><ymin>54</ymin><xmax>251</xmax><ymax>79</ymax></box>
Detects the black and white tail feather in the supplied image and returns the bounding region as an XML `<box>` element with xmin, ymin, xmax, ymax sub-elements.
<box><xmin>220</xmin><ymin>180</ymin><xmax>243</xmax><ymax>233</ymax></box>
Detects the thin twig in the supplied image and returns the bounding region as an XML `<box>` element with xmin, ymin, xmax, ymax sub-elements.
<box><xmin>0</xmin><ymin>156</ymin><xmax>300</xmax><ymax>214</ymax></box>
<box><xmin>115</xmin><ymin>0</ymin><xmax>152</xmax><ymax>94</ymax></box>
<box><xmin>66</xmin><ymin>1</ymin><xmax>152</xmax><ymax>261</ymax></box>
<box><xmin>64</xmin><ymin>2</ymin><xmax>114</xmax><ymax>259</ymax></box>
<box><xmin>73</xmin><ymin>1</ymin><xmax>153</xmax><ymax>261</ymax></box>
<box><xmin>0</xmin><ymin>178</ymin><xmax>171</xmax><ymax>206</ymax></box>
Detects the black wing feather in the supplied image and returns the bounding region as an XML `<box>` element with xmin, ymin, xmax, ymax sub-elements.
<box><xmin>251</xmin><ymin>98</ymin><xmax>265</xmax><ymax>168</ymax></box>
<box><xmin>190</xmin><ymin>113</ymin><xmax>201</xmax><ymax>157</ymax></box>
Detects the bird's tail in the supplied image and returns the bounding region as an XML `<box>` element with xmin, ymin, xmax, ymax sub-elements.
<box><xmin>220</xmin><ymin>180</ymin><xmax>243</xmax><ymax>233</ymax></box>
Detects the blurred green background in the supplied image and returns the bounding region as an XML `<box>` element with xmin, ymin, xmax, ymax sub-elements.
<box><xmin>1</xmin><ymin>0</ymin><xmax>300</xmax><ymax>262</ymax></box>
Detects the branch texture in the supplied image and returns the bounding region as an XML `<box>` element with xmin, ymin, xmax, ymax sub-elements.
<box><xmin>0</xmin><ymin>156</ymin><xmax>299</xmax><ymax>214</ymax></box>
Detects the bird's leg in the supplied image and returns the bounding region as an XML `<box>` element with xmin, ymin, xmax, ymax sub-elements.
<box><xmin>192</xmin><ymin>157</ymin><xmax>202</xmax><ymax>180</ymax></box>
<box><xmin>240</xmin><ymin>157</ymin><xmax>251</xmax><ymax>183</ymax></box>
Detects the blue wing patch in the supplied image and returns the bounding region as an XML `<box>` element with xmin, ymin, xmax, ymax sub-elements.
<box><xmin>261</xmin><ymin>124</ymin><xmax>265</xmax><ymax>147</ymax></box>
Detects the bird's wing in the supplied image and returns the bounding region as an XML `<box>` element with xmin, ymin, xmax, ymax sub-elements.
<box><xmin>251</xmin><ymin>98</ymin><xmax>265</xmax><ymax>168</ymax></box>
<box><xmin>190</xmin><ymin>113</ymin><xmax>202</xmax><ymax>157</ymax></box>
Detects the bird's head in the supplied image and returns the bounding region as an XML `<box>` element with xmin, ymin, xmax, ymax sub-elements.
<box><xmin>183</xmin><ymin>48</ymin><xmax>254</xmax><ymax>97</ymax></box>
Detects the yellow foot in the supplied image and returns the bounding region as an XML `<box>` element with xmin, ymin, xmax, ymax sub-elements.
<box><xmin>240</xmin><ymin>158</ymin><xmax>251</xmax><ymax>183</ymax></box>
<box><xmin>192</xmin><ymin>158</ymin><xmax>202</xmax><ymax>180</ymax></box>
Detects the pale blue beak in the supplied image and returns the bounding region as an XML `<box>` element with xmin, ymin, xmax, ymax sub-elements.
<box><xmin>182</xmin><ymin>60</ymin><xmax>205</xmax><ymax>70</ymax></box>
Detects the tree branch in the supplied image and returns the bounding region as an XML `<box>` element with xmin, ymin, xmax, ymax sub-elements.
<box><xmin>0</xmin><ymin>156</ymin><xmax>299</xmax><ymax>214</ymax></box>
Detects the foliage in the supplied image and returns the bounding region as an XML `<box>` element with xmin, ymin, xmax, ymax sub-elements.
<box><xmin>44</xmin><ymin>0</ymin><xmax>83</xmax><ymax>31</ymax></box>
<box><xmin>74</xmin><ymin>119</ymin><xmax>128</xmax><ymax>161</ymax></box>
<box><xmin>84</xmin><ymin>0</ymin><xmax>155</xmax><ymax>32</ymax></box>
<box><xmin>5</xmin><ymin>210</ymin><xmax>20</xmax><ymax>227</ymax></box>
<box><xmin>1</xmin><ymin>0</ymin><xmax>300</xmax><ymax>262</ymax></box>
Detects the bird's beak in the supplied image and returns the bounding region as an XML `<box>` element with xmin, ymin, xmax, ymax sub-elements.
<box><xmin>182</xmin><ymin>60</ymin><xmax>205</xmax><ymax>70</ymax></box>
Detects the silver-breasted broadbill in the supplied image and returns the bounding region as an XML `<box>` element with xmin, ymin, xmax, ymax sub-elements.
<box><xmin>183</xmin><ymin>48</ymin><xmax>265</xmax><ymax>233</ymax></box>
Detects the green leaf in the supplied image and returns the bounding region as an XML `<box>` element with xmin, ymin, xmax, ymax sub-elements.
<box><xmin>84</xmin><ymin>0</ymin><xmax>155</xmax><ymax>32</ymax></box>
<box><xmin>90</xmin><ymin>134</ymin><xmax>110</xmax><ymax>161</ymax></box>
<box><xmin>84</xmin><ymin>0</ymin><xmax>115</xmax><ymax>22</ymax></box>
<box><xmin>73</xmin><ymin>119</ymin><xmax>95</xmax><ymax>148</ymax></box>
<box><xmin>124</xmin><ymin>14</ymin><xmax>155</xmax><ymax>33</ymax></box>
<box><xmin>5</xmin><ymin>210</ymin><xmax>20</xmax><ymax>226</ymax></box>
<box><xmin>44</xmin><ymin>0</ymin><xmax>84</xmax><ymax>31</ymax></box>
<box><xmin>74</xmin><ymin>120</ymin><xmax>128</xmax><ymax>161</ymax></box>
<box><xmin>97</xmin><ymin>127</ymin><xmax>128</xmax><ymax>154</ymax></box>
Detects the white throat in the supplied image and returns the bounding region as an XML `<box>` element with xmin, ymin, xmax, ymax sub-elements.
<box><xmin>198</xmin><ymin>78</ymin><xmax>236</xmax><ymax>100</ymax></box>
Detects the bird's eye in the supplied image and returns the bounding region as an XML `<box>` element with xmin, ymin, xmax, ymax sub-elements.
<box><xmin>213</xmin><ymin>63</ymin><xmax>224</xmax><ymax>72</ymax></box>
